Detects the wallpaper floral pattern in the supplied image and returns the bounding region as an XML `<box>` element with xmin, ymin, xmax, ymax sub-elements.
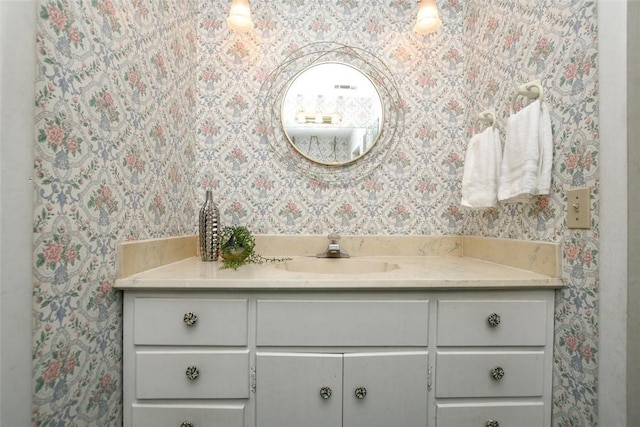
<box><xmin>32</xmin><ymin>0</ymin><xmax>599</xmax><ymax>426</ymax></box>
<box><xmin>196</xmin><ymin>0</ymin><xmax>468</xmax><ymax>236</ymax></box>
<box><xmin>197</xmin><ymin>1</ymin><xmax>599</xmax><ymax>426</ymax></box>
<box><xmin>33</xmin><ymin>0</ymin><xmax>199</xmax><ymax>425</ymax></box>
<box><xmin>462</xmin><ymin>2</ymin><xmax>599</xmax><ymax>426</ymax></box>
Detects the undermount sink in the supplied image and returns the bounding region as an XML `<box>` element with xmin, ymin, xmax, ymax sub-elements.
<box><xmin>274</xmin><ymin>258</ymin><xmax>400</xmax><ymax>275</ymax></box>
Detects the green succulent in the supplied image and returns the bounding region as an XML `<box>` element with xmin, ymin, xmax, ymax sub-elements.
<box><xmin>220</xmin><ymin>225</ymin><xmax>289</xmax><ymax>270</ymax></box>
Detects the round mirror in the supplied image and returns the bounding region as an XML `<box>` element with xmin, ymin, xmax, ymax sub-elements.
<box><xmin>281</xmin><ymin>62</ymin><xmax>384</xmax><ymax>166</ymax></box>
<box><xmin>259</xmin><ymin>43</ymin><xmax>404</xmax><ymax>184</ymax></box>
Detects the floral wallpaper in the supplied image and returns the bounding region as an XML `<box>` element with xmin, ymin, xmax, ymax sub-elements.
<box><xmin>198</xmin><ymin>1</ymin><xmax>599</xmax><ymax>426</ymax></box>
<box><xmin>196</xmin><ymin>0</ymin><xmax>468</xmax><ymax>235</ymax></box>
<box><xmin>462</xmin><ymin>2</ymin><xmax>599</xmax><ymax>426</ymax></box>
<box><xmin>31</xmin><ymin>0</ymin><xmax>599</xmax><ymax>426</ymax></box>
<box><xmin>33</xmin><ymin>0</ymin><xmax>199</xmax><ymax>425</ymax></box>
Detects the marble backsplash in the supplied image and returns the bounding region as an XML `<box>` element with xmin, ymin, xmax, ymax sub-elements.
<box><xmin>117</xmin><ymin>234</ymin><xmax>561</xmax><ymax>279</ymax></box>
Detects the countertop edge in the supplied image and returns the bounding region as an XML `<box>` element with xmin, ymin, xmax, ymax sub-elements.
<box><xmin>114</xmin><ymin>280</ymin><xmax>564</xmax><ymax>291</ymax></box>
<box><xmin>114</xmin><ymin>255</ymin><xmax>564</xmax><ymax>291</ymax></box>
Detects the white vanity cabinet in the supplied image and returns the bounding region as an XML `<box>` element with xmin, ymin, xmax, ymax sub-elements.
<box><xmin>254</xmin><ymin>299</ymin><xmax>431</xmax><ymax>427</ymax></box>
<box><xmin>434</xmin><ymin>296</ymin><xmax>555</xmax><ymax>427</ymax></box>
<box><xmin>256</xmin><ymin>351</ymin><xmax>429</xmax><ymax>427</ymax></box>
<box><xmin>121</xmin><ymin>290</ymin><xmax>555</xmax><ymax>427</ymax></box>
<box><xmin>122</xmin><ymin>296</ymin><xmax>251</xmax><ymax>427</ymax></box>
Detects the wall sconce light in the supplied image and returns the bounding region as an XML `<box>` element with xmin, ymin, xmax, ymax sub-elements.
<box><xmin>414</xmin><ymin>0</ymin><xmax>442</xmax><ymax>35</ymax></box>
<box><xmin>227</xmin><ymin>0</ymin><xmax>254</xmax><ymax>32</ymax></box>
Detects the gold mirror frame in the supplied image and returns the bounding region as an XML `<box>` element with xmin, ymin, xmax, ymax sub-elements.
<box><xmin>281</xmin><ymin>62</ymin><xmax>384</xmax><ymax>166</ymax></box>
<box><xmin>258</xmin><ymin>42</ymin><xmax>404</xmax><ymax>185</ymax></box>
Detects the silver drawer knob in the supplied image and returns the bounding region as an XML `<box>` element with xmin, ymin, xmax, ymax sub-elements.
<box><xmin>185</xmin><ymin>366</ymin><xmax>199</xmax><ymax>380</ymax></box>
<box><xmin>181</xmin><ymin>422</ymin><xmax>194</xmax><ymax>427</ymax></box>
<box><xmin>320</xmin><ymin>386</ymin><xmax>332</xmax><ymax>399</ymax></box>
<box><xmin>183</xmin><ymin>312</ymin><xmax>198</xmax><ymax>326</ymax></box>
<box><xmin>487</xmin><ymin>313</ymin><xmax>501</xmax><ymax>327</ymax></box>
<box><xmin>354</xmin><ymin>386</ymin><xmax>367</xmax><ymax>399</ymax></box>
<box><xmin>490</xmin><ymin>366</ymin><xmax>505</xmax><ymax>380</ymax></box>
<box><xmin>486</xmin><ymin>420</ymin><xmax>500</xmax><ymax>427</ymax></box>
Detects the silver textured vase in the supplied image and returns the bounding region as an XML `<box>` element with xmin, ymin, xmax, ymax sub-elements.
<box><xmin>199</xmin><ymin>190</ymin><xmax>220</xmax><ymax>261</ymax></box>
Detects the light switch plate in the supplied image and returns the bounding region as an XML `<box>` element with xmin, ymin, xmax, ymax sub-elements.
<box><xmin>567</xmin><ymin>187</ymin><xmax>591</xmax><ymax>229</ymax></box>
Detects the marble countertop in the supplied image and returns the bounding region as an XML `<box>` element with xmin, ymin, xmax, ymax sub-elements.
<box><xmin>114</xmin><ymin>255</ymin><xmax>563</xmax><ymax>291</ymax></box>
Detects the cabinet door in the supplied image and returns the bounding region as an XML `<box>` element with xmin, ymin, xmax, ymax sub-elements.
<box><xmin>256</xmin><ymin>352</ymin><xmax>343</xmax><ymax>427</ymax></box>
<box><xmin>343</xmin><ymin>352</ymin><xmax>429</xmax><ymax>427</ymax></box>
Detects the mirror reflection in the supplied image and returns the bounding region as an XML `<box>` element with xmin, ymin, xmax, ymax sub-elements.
<box><xmin>281</xmin><ymin>62</ymin><xmax>384</xmax><ymax>166</ymax></box>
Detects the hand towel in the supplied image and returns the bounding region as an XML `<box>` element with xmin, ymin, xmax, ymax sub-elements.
<box><xmin>461</xmin><ymin>126</ymin><xmax>503</xmax><ymax>208</ymax></box>
<box><xmin>498</xmin><ymin>99</ymin><xmax>553</xmax><ymax>201</ymax></box>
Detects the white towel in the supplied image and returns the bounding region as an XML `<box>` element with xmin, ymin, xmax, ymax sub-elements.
<box><xmin>498</xmin><ymin>100</ymin><xmax>552</xmax><ymax>201</ymax></box>
<box><xmin>461</xmin><ymin>126</ymin><xmax>502</xmax><ymax>208</ymax></box>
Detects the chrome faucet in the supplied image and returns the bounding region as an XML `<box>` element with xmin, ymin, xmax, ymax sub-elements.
<box><xmin>317</xmin><ymin>233</ymin><xmax>350</xmax><ymax>258</ymax></box>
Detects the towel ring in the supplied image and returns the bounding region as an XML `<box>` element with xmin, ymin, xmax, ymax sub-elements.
<box><xmin>510</xmin><ymin>79</ymin><xmax>543</xmax><ymax>114</ymax></box>
<box><xmin>474</xmin><ymin>108</ymin><xmax>496</xmax><ymax>134</ymax></box>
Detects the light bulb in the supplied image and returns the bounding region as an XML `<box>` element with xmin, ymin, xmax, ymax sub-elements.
<box><xmin>414</xmin><ymin>0</ymin><xmax>442</xmax><ymax>35</ymax></box>
<box><xmin>227</xmin><ymin>0</ymin><xmax>254</xmax><ymax>32</ymax></box>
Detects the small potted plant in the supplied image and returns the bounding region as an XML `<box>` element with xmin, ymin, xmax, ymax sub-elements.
<box><xmin>220</xmin><ymin>225</ymin><xmax>253</xmax><ymax>267</ymax></box>
<box><xmin>220</xmin><ymin>225</ymin><xmax>289</xmax><ymax>269</ymax></box>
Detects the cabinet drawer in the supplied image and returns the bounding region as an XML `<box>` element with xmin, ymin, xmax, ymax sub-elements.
<box><xmin>257</xmin><ymin>300</ymin><xmax>429</xmax><ymax>346</ymax></box>
<box><xmin>131</xmin><ymin>404</ymin><xmax>245</xmax><ymax>427</ymax></box>
<box><xmin>437</xmin><ymin>300</ymin><xmax>547</xmax><ymax>346</ymax></box>
<box><xmin>435</xmin><ymin>351</ymin><xmax>544</xmax><ymax>398</ymax></box>
<box><xmin>436</xmin><ymin>402</ymin><xmax>544</xmax><ymax>427</ymax></box>
<box><xmin>136</xmin><ymin>350</ymin><xmax>250</xmax><ymax>399</ymax></box>
<box><xmin>133</xmin><ymin>298</ymin><xmax>248</xmax><ymax>346</ymax></box>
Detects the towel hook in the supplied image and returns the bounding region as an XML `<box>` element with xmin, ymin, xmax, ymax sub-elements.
<box><xmin>510</xmin><ymin>79</ymin><xmax>543</xmax><ymax>114</ymax></box>
<box><xmin>474</xmin><ymin>108</ymin><xmax>496</xmax><ymax>134</ymax></box>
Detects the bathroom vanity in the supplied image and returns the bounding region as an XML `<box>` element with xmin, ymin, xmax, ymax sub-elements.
<box><xmin>115</xmin><ymin>236</ymin><xmax>562</xmax><ymax>427</ymax></box>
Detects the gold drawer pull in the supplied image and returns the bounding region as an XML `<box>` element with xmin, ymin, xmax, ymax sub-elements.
<box><xmin>185</xmin><ymin>366</ymin><xmax>199</xmax><ymax>380</ymax></box>
<box><xmin>183</xmin><ymin>312</ymin><xmax>198</xmax><ymax>326</ymax></box>
<box><xmin>487</xmin><ymin>313</ymin><xmax>501</xmax><ymax>327</ymax></box>
<box><xmin>490</xmin><ymin>366</ymin><xmax>505</xmax><ymax>380</ymax></box>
